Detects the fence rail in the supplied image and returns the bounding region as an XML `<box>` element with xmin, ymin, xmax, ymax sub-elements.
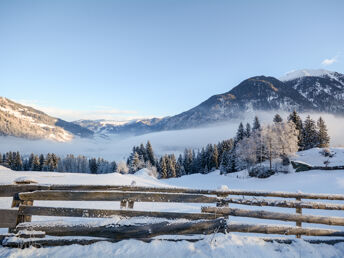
<box><xmin>0</xmin><ymin>182</ymin><xmax>344</xmax><ymax>248</ymax></box>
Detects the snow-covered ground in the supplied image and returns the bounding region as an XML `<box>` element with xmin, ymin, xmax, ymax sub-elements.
<box><xmin>1</xmin><ymin>148</ymin><xmax>344</xmax><ymax>257</ymax></box>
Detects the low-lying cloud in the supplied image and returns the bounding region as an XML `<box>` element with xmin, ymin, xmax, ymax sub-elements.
<box><xmin>0</xmin><ymin>111</ymin><xmax>343</xmax><ymax>161</ymax></box>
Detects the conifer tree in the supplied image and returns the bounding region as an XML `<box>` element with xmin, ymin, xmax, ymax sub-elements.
<box><xmin>15</xmin><ymin>151</ymin><xmax>23</xmax><ymax>171</ymax></box>
<box><xmin>0</xmin><ymin>153</ymin><xmax>2</xmax><ymax>164</ymax></box>
<box><xmin>28</xmin><ymin>153</ymin><xmax>34</xmax><ymax>170</ymax></box>
<box><xmin>159</xmin><ymin>156</ymin><xmax>168</xmax><ymax>178</ymax></box>
<box><xmin>39</xmin><ymin>154</ymin><xmax>45</xmax><ymax>171</ymax></box>
<box><xmin>89</xmin><ymin>158</ymin><xmax>98</xmax><ymax>174</ymax></box>
<box><xmin>167</xmin><ymin>154</ymin><xmax>177</xmax><ymax>178</ymax></box>
<box><xmin>302</xmin><ymin>116</ymin><xmax>318</xmax><ymax>150</ymax></box>
<box><xmin>252</xmin><ymin>116</ymin><xmax>261</xmax><ymax>132</ymax></box>
<box><xmin>146</xmin><ymin>141</ymin><xmax>155</xmax><ymax>166</ymax></box>
<box><xmin>317</xmin><ymin>117</ymin><xmax>330</xmax><ymax>148</ymax></box>
<box><xmin>236</xmin><ymin>122</ymin><xmax>245</xmax><ymax>142</ymax></box>
<box><xmin>288</xmin><ymin>110</ymin><xmax>303</xmax><ymax>149</ymax></box>
<box><xmin>273</xmin><ymin>114</ymin><xmax>283</xmax><ymax>123</ymax></box>
<box><xmin>245</xmin><ymin>123</ymin><xmax>251</xmax><ymax>138</ymax></box>
<box><xmin>32</xmin><ymin>155</ymin><xmax>41</xmax><ymax>171</ymax></box>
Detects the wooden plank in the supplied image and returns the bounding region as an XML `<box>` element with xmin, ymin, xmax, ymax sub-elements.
<box><xmin>18</xmin><ymin>190</ymin><xmax>219</xmax><ymax>203</ymax></box>
<box><xmin>0</xmin><ymin>185</ymin><xmax>49</xmax><ymax>197</ymax></box>
<box><xmin>16</xmin><ymin>230</ymin><xmax>45</xmax><ymax>238</ymax></box>
<box><xmin>15</xmin><ymin>218</ymin><xmax>227</xmax><ymax>239</ymax></box>
<box><xmin>295</xmin><ymin>197</ymin><xmax>302</xmax><ymax>239</ymax></box>
<box><xmin>48</xmin><ymin>185</ymin><xmax>344</xmax><ymax>200</ymax></box>
<box><xmin>221</xmin><ymin>197</ymin><xmax>344</xmax><ymax>210</ymax></box>
<box><xmin>202</xmin><ymin>207</ymin><xmax>344</xmax><ymax>226</ymax></box>
<box><xmin>0</xmin><ymin>209</ymin><xmax>18</xmax><ymax>228</ymax></box>
<box><xmin>19</xmin><ymin>206</ymin><xmax>221</xmax><ymax>220</ymax></box>
<box><xmin>226</xmin><ymin>222</ymin><xmax>344</xmax><ymax>236</ymax></box>
<box><xmin>2</xmin><ymin>183</ymin><xmax>344</xmax><ymax>200</ymax></box>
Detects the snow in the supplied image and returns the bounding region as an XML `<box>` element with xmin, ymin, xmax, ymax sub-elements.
<box><xmin>279</xmin><ymin>69</ymin><xmax>336</xmax><ymax>82</ymax></box>
<box><xmin>1</xmin><ymin>148</ymin><xmax>344</xmax><ymax>257</ymax></box>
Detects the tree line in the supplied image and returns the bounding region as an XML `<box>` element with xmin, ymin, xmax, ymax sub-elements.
<box><xmin>0</xmin><ymin>152</ymin><xmax>117</xmax><ymax>174</ymax></box>
<box><xmin>1</xmin><ymin>111</ymin><xmax>330</xmax><ymax>178</ymax></box>
<box><xmin>126</xmin><ymin>111</ymin><xmax>330</xmax><ymax>178</ymax></box>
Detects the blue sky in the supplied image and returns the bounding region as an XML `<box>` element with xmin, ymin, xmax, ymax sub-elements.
<box><xmin>0</xmin><ymin>0</ymin><xmax>343</xmax><ymax>121</ymax></box>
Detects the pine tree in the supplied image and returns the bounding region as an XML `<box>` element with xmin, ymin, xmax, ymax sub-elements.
<box><xmin>167</xmin><ymin>154</ymin><xmax>177</xmax><ymax>178</ymax></box>
<box><xmin>273</xmin><ymin>114</ymin><xmax>283</xmax><ymax>123</ymax></box>
<box><xmin>183</xmin><ymin>149</ymin><xmax>193</xmax><ymax>174</ymax></box>
<box><xmin>32</xmin><ymin>155</ymin><xmax>41</xmax><ymax>171</ymax></box>
<box><xmin>0</xmin><ymin>153</ymin><xmax>2</xmax><ymax>164</ymax></box>
<box><xmin>159</xmin><ymin>156</ymin><xmax>168</xmax><ymax>178</ymax></box>
<box><xmin>146</xmin><ymin>141</ymin><xmax>155</xmax><ymax>166</ymax></box>
<box><xmin>245</xmin><ymin>123</ymin><xmax>251</xmax><ymax>138</ymax></box>
<box><xmin>15</xmin><ymin>151</ymin><xmax>23</xmax><ymax>171</ymax></box>
<box><xmin>236</xmin><ymin>122</ymin><xmax>245</xmax><ymax>142</ymax></box>
<box><xmin>288</xmin><ymin>110</ymin><xmax>303</xmax><ymax>149</ymax></box>
<box><xmin>317</xmin><ymin>117</ymin><xmax>330</xmax><ymax>148</ymax></box>
<box><xmin>176</xmin><ymin>154</ymin><xmax>185</xmax><ymax>177</ymax></box>
<box><xmin>129</xmin><ymin>152</ymin><xmax>142</xmax><ymax>173</ymax></box>
<box><xmin>302</xmin><ymin>116</ymin><xmax>318</xmax><ymax>150</ymax></box>
<box><xmin>89</xmin><ymin>158</ymin><xmax>98</xmax><ymax>174</ymax></box>
<box><xmin>139</xmin><ymin>143</ymin><xmax>148</xmax><ymax>162</ymax></box>
<box><xmin>39</xmin><ymin>154</ymin><xmax>45</xmax><ymax>171</ymax></box>
<box><xmin>28</xmin><ymin>153</ymin><xmax>34</xmax><ymax>170</ymax></box>
<box><xmin>209</xmin><ymin>144</ymin><xmax>219</xmax><ymax>171</ymax></box>
<box><xmin>252</xmin><ymin>116</ymin><xmax>261</xmax><ymax>132</ymax></box>
<box><xmin>220</xmin><ymin>151</ymin><xmax>230</xmax><ymax>174</ymax></box>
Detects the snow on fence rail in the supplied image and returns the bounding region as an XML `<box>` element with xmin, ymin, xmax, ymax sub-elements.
<box><xmin>1</xmin><ymin>182</ymin><xmax>344</xmax><ymax>247</ymax></box>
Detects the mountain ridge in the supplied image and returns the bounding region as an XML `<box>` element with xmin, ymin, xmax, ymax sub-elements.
<box><xmin>1</xmin><ymin>69</ymin><xmax>343</xmax><ymax>140</ymax></box>
<box><xmin>75</xmin><ymin>69</ymin><xmax>344</xmax><ymax>135</ymax></box>
<box><xmin>0</xmin><ymin>97</ymin><xmax>93</xmax><ymax>142</ymax></box>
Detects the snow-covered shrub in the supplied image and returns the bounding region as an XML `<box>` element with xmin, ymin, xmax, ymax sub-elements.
<box><xmin>116</xmin><ymin>161</ymin><xmax>129</xmax><ymax>174</ymax></box>
<box><xmin>319</xmin><ymin>148</ymin><xmax>334</xmax><ymax>158</ymax></box>
<box><xmin>248</xmin><ymin>166</ymin><xmax>275</xmax><ymax>178</ymax></box>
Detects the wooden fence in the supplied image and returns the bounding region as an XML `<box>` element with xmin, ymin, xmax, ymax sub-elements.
<box><xmin>0</xmin><ymin>182</ymin><xmax>344</xmax><ymax>247</ymax></box>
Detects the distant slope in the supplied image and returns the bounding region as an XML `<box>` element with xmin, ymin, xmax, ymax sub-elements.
<box><xmin>76</xmin><ymin>69</ymin><xmax>344</xmax><ymax>135</ymax></box>
<box><xmin>0</xmin><ymin>97</ymin><xmax>93</xmax><ymax>142</ymax></box>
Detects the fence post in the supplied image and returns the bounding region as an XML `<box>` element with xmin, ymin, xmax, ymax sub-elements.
<box><xmin>216</xmin><ymin>194</ymin><xmax>229</xmax><ymax>207</ymax></box>
<box><xmin>9</xmin><ymin>180</ymin><xmax>35</xmax><ymax>232</ymax></box>
<box><xmin>296</xmin><ymin>197</ymin><xmax>302</xmax><ymax>239</ymax></box>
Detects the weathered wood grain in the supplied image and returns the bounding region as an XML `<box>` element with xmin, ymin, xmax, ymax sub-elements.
<box><xmin>0</xmin><ymin>209</ymin><xmax>18</xmax><ymax>228</ymax></box>
<box><xmin>226</xmin><ymin>223</ymin><xmax>344</xmax><ymax>236</ymax></box>
<box><xmin>15</xmin><ymin>218</ymin><xmax>227</xmax><ymax>239</ymax></box>
<box><xmin>19</xmin><ymin>205</ymin><xmax>221</xmax><ymax>220</ymax></box>
<box><xmin>220</xmin><ymin>197</ymin><xmax>344</xmax><ymax>210</ymax></box>
<box><xmin>202</xmin><ymin>206</ymin><xmax>344</xmax><ymax>226</ymax></box>
<box><xmin>18</xmin><ymin>190</ymin><xmax>219</xmax><ymax>203</ymax></box>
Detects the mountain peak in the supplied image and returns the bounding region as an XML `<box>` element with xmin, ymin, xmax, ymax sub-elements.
<box><xmin>279</xmin><ymin>69</ymin><xmax>334</xmax><ymax>82</ymax></box>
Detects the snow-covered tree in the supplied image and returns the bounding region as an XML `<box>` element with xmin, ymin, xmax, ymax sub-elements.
<box><xmin>302</xmin><ymin>115</ymin><xmax>318</xmax><ymax>150</ymax></box>
<box><xmin>252</xmin><ymin>116</ymin><xmax>261</xmax><ymax>132</ymax></box>
<box><xmin>146</xmin><ymin>141</ymin><xmax>155</xmax><ymax>166</ymax></box>
<box><xmin>273</xmin><ymin>114</ymin><xmax>283</xmax><ymax>123</ymax></box>
<box><xmin>288</xmin><ymin>110</ymin><xmax>303</xmax><ymax>149</ymax></box>
<box><xmin>235</xmin><ymin>122</ymin><xmax>245</xmax><ymax>142</ymax></box>
<box><xmin>236</xmin><ymin>135</ymin><xmax>258</xmax><ymax>170</ymax></box>
<box><xmin>317</xmin><ymin>117</ymin><xmax>330</xmax><ymax>148</ymax></box>
<box><xmin>244</xmin><ymin>123</ymin><xmax>251</xmax><ymax>138</ymax></box>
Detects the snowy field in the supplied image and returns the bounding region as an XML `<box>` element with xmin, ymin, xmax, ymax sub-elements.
<box><xmin>1</xmin><ymin>148</ymin><xmax>344</xmax><ymax>257</ymax></box>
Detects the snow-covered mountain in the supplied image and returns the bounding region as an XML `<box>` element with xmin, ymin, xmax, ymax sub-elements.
<box><xmin>2</xmin><ymin>69</ymin><xmax>344</xmax><ymax>140</ymax></box>
<box><xmin>76</xmin><ymin>69</ymin><xmax>344</xmax><ymax>136</ymax></box>
<box><xmin>73</xmin><ymin>118</ymin><xmax>163</xmax><ymax>137</ymax></box>
<box><xmin>0</xmin><ymin>97</ymin><xmax>93</xmax><ymax>142</ymax></box>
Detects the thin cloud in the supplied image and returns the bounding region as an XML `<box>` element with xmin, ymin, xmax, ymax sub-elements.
<box><xmin>321</xmin><ymin>56</ymin><xmax>338</xmax><ymax>66</ymax></box>
<box><xmin>15</xmin><ymin>100</ymin><xmax>147</xmax><ymax>121</ymax></box>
